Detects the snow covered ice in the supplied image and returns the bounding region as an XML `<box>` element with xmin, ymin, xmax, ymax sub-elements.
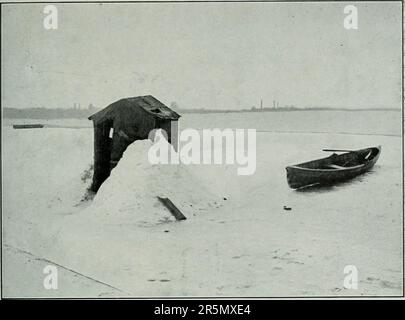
<box><xmin>2</xmin><ymin>111</ymin><xmax>403</xmax><ymax>297</ymax></box>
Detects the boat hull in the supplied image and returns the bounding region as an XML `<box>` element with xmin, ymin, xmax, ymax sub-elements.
<box><xmin>286</xmin><ymin>146</ymin><xmax>381</xmax><ymax>189</ymax></box>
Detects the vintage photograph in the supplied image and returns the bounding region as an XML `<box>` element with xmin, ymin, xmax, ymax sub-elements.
<box><xmin>1</xmin><ymin>1</ymin><xmax>403</xmax><ymax>298</ymax></box>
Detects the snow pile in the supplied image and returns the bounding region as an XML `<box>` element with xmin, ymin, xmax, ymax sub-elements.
<box><xmin>86</xmin><ymin>133</ymin><xmax>221</xmax><ymax>226</ymax></box>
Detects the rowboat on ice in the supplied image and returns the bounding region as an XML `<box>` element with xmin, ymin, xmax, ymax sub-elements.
<box><xmin>286</xmin><ymin>146</ymin><xmax>381</xmax><ymax>189</ymax></box>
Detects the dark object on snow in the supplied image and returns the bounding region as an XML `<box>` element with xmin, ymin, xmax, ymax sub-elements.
<box><xmin>157</xmin><ymin>196</ymin><xmax>187</xmax><ymax>221</ymax></box>
<box><xmin>13</xmin><ymin>124</ymin><xmax>44</xmax><ymax>129</ymax></box>
<box><xmin>283</xmin><ymin>206</ymin><xmax>292</xmax><ymax>211</ymax></box>
<box><xmin>322</xmin><ymin>148</ymin><xmax>356</xmax><ymax>153</ymax></box>
<box><xmin>88</xmin><ymin>95</ymin><xmax>180</xmax><ymax>192</ymax></box>
<box><xmin>286</xmin><ymin>146</ymin><xmax>381</xmax><ymax>189</ymax></box>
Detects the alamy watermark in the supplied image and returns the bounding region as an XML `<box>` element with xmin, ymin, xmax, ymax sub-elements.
<box><xmin>148</xmin><ymin>128</ymin><xmax>257</xmax><ymax>176</ymax></box>
<box><xmin>343</xmin><ymin>265</ymin><xmax>358</xmax><ymax>290</ymax></box>
<box><xmin>43</xmin><ymin>5</ymin><xmax>58</xmax><ymax>30</ymax></box>
<box><xmin>43</xmin><ymin>265</ymin><xmax>58</xmax><ymax>290</ymax></box>
<box><xmin>343</xmin><ymin>5</ymin><xmax>358</xmax><ymax>30</ymax></box>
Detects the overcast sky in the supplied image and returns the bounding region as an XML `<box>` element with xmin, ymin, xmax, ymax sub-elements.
<box><xmin>1</xmin><ymin>2</ymin><xmax>402</xmax><ymax>110</ymax></box>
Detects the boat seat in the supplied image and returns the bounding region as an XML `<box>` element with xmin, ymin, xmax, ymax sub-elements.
<box><xmin>327</xmin><ymin>164</ymin><xmax>345</xmax><ymax>169</ymax></box>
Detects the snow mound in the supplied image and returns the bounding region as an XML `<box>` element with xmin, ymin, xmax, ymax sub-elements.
<box><xmin>86</xmin><ymin>133</ymin><xmax>221</xmax><ymax>226</ymax></box>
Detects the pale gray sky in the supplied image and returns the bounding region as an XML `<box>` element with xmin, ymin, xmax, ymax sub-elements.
<box><xmin>1</xmin><ymin>1</ymin><xmax>402</xmax><ymax>110</ymax></box>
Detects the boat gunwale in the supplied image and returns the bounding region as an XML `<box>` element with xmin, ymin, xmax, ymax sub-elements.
<box><xmin>286</xmin><ymin>146</ymin><xmax>381</xmax><ymax>173</ymax></box>
<box><xmin>287</xmin><ymin>164</ymin><xmax>365</xmax><ymax>172</ymax></box>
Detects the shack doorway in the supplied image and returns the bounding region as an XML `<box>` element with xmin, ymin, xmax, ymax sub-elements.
<box><xmin>91</xmin><ymin>119</ymin><xmax>113</xmax><ymax>192</ymax></box>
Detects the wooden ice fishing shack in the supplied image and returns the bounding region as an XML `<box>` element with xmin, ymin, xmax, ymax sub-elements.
<box><xmin>88</xmin><ymin>95</ymin><xmax>181</xmax><ymax>192</ymax></box>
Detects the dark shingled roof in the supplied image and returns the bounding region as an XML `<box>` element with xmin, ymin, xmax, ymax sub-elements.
<box><xmin>88</xmin><ymin>95</ymin><xmax>181</xmax><ymax>123</ymax></box>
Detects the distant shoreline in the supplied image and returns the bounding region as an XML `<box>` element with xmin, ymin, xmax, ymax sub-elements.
<box><xmin>2</xmin><ymin>106</ymin><xmax>400</xmax><ymax>119</ymax></box>
<box><xmin>176</xmin><ymin>107</ymin><xmax>401</xmax><ymax>114</ymax></box>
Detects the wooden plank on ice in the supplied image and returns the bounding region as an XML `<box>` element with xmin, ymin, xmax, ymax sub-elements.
<box><xmin>157</xmin><ymin>196</ymin><xmax>187</xmax><ymax>221</ymax></box>
<box><xmin>13</xmin><ymin>124</ymin><xmax>44</xmax><ymax>129</ymax></box>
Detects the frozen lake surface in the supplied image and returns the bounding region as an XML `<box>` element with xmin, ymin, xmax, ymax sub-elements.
<box><xmin>2</xmin><ymin>110</ymin><xmax>403</xmax><ymax>297</ymax></box>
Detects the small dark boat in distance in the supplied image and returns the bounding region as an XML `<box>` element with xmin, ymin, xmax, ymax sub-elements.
<box><xmin>13</xmin><ymin>124</ymin><xmax>44</xmax><ymax>129</ymax></box>
<box><xmin>286</xmin><ymin>146</ymin><xmax>381</xmax><ymax>189</ymax></box>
